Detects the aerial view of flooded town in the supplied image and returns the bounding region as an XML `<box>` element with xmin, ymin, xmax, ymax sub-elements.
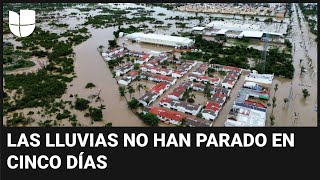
<box><xmin>2</xmin><ymin>3</ymin><xmax>318</xmax><ymax>127</ymax></box>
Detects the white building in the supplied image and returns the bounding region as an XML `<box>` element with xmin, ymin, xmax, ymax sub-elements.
<box><xmin>244</xmin><ymin>71</ymin><xmax>274</xmax><ymax>87</ymax></box>
<box><xmin>224</xmin><ymin>107</ymin><xmax>266</xmax><ymax>127</ymax></box>
<box><xmin>126</xmin><ymin>32</ymin><xmax>195</xmax><ymax>48</ymax></box>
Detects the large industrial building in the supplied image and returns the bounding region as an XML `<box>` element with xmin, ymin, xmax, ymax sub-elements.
<box><xmin>207</xmin><ymin>21</ymin><xmax>284</xmax><ymax>41</ymax></box>
<box><xmin>126</xmin><ymin>32</ymin><xmax>195</xmax><ymax>48</ymax></box>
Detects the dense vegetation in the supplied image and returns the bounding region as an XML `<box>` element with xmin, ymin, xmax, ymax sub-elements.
<box><xmin>75</xmin><ymin>98</ymin><xmax>90</xmax><ymax>110</ymax></box>
<box><xmin>298</xmin><ymin>3</ymin><xmax>318</xmax><ymax>36</ymax></box>
<box><xmin>4</xmin><ymin>70</ymin><xmax>69</xmax><ymax>113</ymax></box>
<box><xmin>139</xmin><ymin>112</ymin><xmax>160</xmax><ymax>127</ymax></box>
<box><xmin>182</xmin><ymin>35</ymin><xmax>294</xmax><ymax>78</ymax></box>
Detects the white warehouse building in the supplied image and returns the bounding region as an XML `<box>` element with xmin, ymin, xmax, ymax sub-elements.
<box><xmin>126</xmin><ymin>32</ymin><xmax>195</xmax><ymax>48</ymax></box>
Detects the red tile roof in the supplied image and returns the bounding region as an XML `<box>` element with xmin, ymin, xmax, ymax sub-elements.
<box><xmin>244</xmin><ymin>100</ymin><xmax>267</xmax><ymax>108</ymax></box>
<box><xmin>128</xmin><ymin>71</ymin><xmax>139</xmax><ymax>77</ymax></box>
<box><xmin>224</xmin><ymin>66</ymin><xmax>241</xmax><ymax>73</ymax></box>
<box><xmin>169</xmin><ymin>86</ymin><xmax>186</xmax><ymax>97</ymax></box>
<box><xmin>149</xmin><ymin>82</ymin><xmax>168</xmax><ymax>94</ymax></box>
<box><xmin>204</xmin><ymin>101</ymin><xmax>220</xmax><ymax>111</ymax></box>
<box><xmin>149</xmin><ymin>107</ymin><xmax>187</xmax><ymax>122</ymax></box>
<box><xmin>213</xmin><ymin>93</ymin><xmax>226</xmax><ymax>99</ymax></box>
<box><xmin>160</xmin><ymin>96</ymin><xmax>172</xmax><ymax>103</ymax></box>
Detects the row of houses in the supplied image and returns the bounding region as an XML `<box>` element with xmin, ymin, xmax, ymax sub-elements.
<box><xmin>192</xmin><ymin>82</ymin><xmax>231</xmax><ymax>97</ymax></box>
<box><xmin>168</xmin><ymin>81</ymin><xmax>193</xmax><ymax>100</ymax></box>
<box><xmin>138</xmin><ymin>82</ymin><xmax>171</xmax><ymax>106</ymax></box>
<box><xmin>187</xmin><ymin>74</ymin><xmax>221</xmax><ymax>85</ymax></box>
<box><xmin>140</xmin><ymin>72</ymin><xmax>177</xmax><ymax>85</ymax></box>
<box><xmin>160</xmin><ymin>97</ymin><xmax>203</xmax><ymax>116</ymax></box>
<box><xmin>191</xmin><ymin>63</ymin><xmax>209</xmax><ymax>76</ymax></box>
<box><xmin>140</xmin><ymin>64</ymin><xmax>173</xmax><ymax>76</ymax></box>
<box><xmin>118</xmin><ymin>71</ymin><xmax>139</xmax><ymax>86</ymax></box>
<box><xmin>210</xmin><ymin>64</ymin><xmax>242</xmax><ymax>74</ymax></box>
<box><xmin>145</xmin><ymin>106</ymin><xmax>212</xmax><ymax>127</ymax></box>
<box><xmin>115</xmin><ymin>63</ymin><xmax>133</xmax><ymax>77</ymax></box>
<box><xmin>145</xmin><ymin>52</ymin><xmax>169</xmax><ymax>67</ymax></box>
<box><xmin>172</xmin><ymin>60</ymin><xmax>197</xmax><ymax>78</ymax></box>
<box><xmin>201</xmin><ymin>93</ymin><xmax>228</xmax><ymax>121</ymax></box>
<box><xmin>101</xmin><ymin>47</ymin><xmax>127</xmax><ymax>61</ymax></box>
<box><xmin>221</xmin><ymin>71</ymin><xmax>240</xmax><ymax>89</ymax></box>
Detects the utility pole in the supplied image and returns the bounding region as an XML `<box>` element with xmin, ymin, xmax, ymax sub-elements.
<box><xmin>260</xmin><ymin>33</ymin><xmax>270</xmax><ymax>73</ymax></box>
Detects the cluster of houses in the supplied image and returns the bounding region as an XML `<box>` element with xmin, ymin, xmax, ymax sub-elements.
<box><xmin>114</xmin><ymin>49</ymin><xmax>171</xmax><ymax>86</ymax></box>
<box><xmin>224</xmin><ymin>71</ymin><xmax>274</xmax><ymax>127</ymax></box>
<box><xmin>101</xmin><ymin>47</ymin><xmax>127</xmax><ymax>61</ymax></box>
<box><xmin>149</xmin><ymin>63</ymin><xmax>244</xmax><ymax>124</ymax></box>
<box><xmin>137</xmin><ymin>63</ymin><xmax>196</xmax><ymax>107</ymax></box>
<box><xmin>107</xmin><ymin>47</ymin><xmax>274</xmax><ymax>127</ymax></box>
<box><xmin>210</xmin><ymin>64</ymin><xmax>242</xmax><ymax>89</ymax></box>
<box><xmin>172</xmin><ymin>60</ymin><xmax>197</xmax><ymax>78</ymax></box>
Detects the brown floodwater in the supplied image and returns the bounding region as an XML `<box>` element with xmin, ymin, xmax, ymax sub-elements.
<box><xmin>3</xmin><ymin>3</ymin><xmax>317</xmax><ymax>127</ymax></box>
<box><xmin>266</xmin><ymin>4</ymin><xmax>317</xmax><ymax>127</ymax></box>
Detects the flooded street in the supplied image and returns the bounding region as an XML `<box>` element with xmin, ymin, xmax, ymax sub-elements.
<box><xmin>268</xmin><ymin>4</ymin><xmax>317</xmax><ymax>126</ymax></box>
<box><xmin>61</xmin><ymin>27</ymin><xmax>146</xmax><ymax>126</ymax></box>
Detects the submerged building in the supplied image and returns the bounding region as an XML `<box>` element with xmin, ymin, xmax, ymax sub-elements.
<box><xmin>126</xmin><ymin>32</ymin><xmax>195</xmax><ymax>48</ymax></box>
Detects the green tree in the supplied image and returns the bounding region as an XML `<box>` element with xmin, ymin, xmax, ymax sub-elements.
<box><xmin>75</xmin><ymin>98</ymin><xmax>90</xmax><ymax>110</ymax></box>
<box><xmin>274</xmin><ymin>84</ymin><xmax>278</xmax><ymax>92</ymax></box>
<box><xmin>136</xmin><ymin>83</ymin><xmax>145</xmax><ymax>98</ymax></box>
<box><xmin>105</xmin><ymin>122</ymin><xmax>112</xmax><ymax>127</ymax></box>
<box><xmin>134</xmin><ymin>63</ymin><xmax>140</xmax><ymax>70</ymax></box>
<box><xmin>128</xmin><ymin>98</ymin><xmax>139</xmax><ymax>109</ymax></box>
<box><xmin>283</xmin><ymin>98</ymin><xmax>289</xmax><ymax>104</ymax></box>
<box><xmin>302</xmin><ymin>89</ymin><xmax>310</xmax><ymax>98</ymax></box>
<box><xmin>142</xmin><ymin>113</ymin><xmax>160</xmax><ymax>127</ymax></box>
<box><xmin>108</xmin><ymin>40</ymin><xmax>118</xmax><ymax>49</ymax></box>
<box><xmin>127</xmin><ymin>85</ymin><xmax>135</xmax><ymax>98</ymax></box>
<box><xmin>88</xmin><ymin>107</ymin><xmax>103</xmax><ymax>121</ymax></box>
<box><xmin>85</xmin><ymin>82</ymin><xmax>95</xmax><ymax>89</ymax></box>
<box><xmin>112</xmin><ymin>71</ymin><xmax>116</xmax><ymax>78</ymax></box>
<box><xmin>180</xmin><ymin>118</ymin><xmax>187</xmax><ymax>127</ymax></box>
<box><xmin>119</xmin><ymin>86</ymin><xmax>126</xmax><ymax>96</ymax></box>
<box><xmin>270</xmin><ymin>115</ymin><xmax>275</xmax><ymax>126</ymax></box>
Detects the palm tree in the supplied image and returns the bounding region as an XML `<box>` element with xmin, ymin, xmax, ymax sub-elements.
<box><xmin>274</xmin><ymin>84</ymin><xmax>279</xmax><ymax>95</ymax></box>
<box><xmin>270</xmin><ymin>115</ymin><xmax>275</xmax><ymax>126</ymax></box>
<box><xmin>204</xmin><ymin>83</ymin><xmax>211</xmax><ymax>100</ymax></box>
<box><xmin>302</xmin><ymin>89</ymin><xmax>310</xmax><ymax>98</ymax></box>
<box><xmin>136</xmin><ymin>83</ymin><xmax>144</xmax><ymax>98</ymax></box>
<box><xmin>283</xmin><ymin>98</ymin><xmax>288</xmax><ymax>104</ymax></box>
<box><xmin>98</xmin><ymin>104</ymin><xmax>106</xmax><ymax>110</ymax></box>
<box><xmin>189</xmin><ymin>93</ymin><xmax>196</xmax><ymax>102</ymax></box>
<box><xmin>127</xmin><ymin>85</ymin><xmax>135</xmax><ymax>98</ymax></box>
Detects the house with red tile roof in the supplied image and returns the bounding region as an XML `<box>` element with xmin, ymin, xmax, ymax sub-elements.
<box><xmin>118</xmin><ymin>70</ymin><xmax>139</xmax><ymax>86</ymax></box>
<box><xmin>138</xmin><ymin>82</ymin><xmax>170</xmax><ymax>106</ymax></box>
<box><xmin>146</xmin><ymin>106</ymin><xmax>188</xmax><ymax>125</ymax></box>
<box><xmin>201</xmin><ymin>101</ymin><xmax>221</xmax><ymax>121</ymax></box>
<box><xmin>135</xmin><ymin>53</ymin><xmax>153</xmax><ymax>64</ymax></box>
<box><xmin>167</xmin><ymin>81</ymin><xmax>193</xmax><ymax>100</ymax></box>
<box><xmin>159</xmin><ymin>96</ymin><xmax>203</xmax><ymax>116</ymax></box>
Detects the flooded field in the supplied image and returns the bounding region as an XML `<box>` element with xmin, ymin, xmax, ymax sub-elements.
<box><xmin>3</xmin><ymin>3</ymin><xmax>317</xmax><ymax>127</ymax></box>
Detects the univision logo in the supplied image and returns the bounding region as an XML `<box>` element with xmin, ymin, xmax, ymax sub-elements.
<box><xmin>9</xmin><ymin>10</ymin><xmax>36</xmax><ymax>37</ymax></box>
